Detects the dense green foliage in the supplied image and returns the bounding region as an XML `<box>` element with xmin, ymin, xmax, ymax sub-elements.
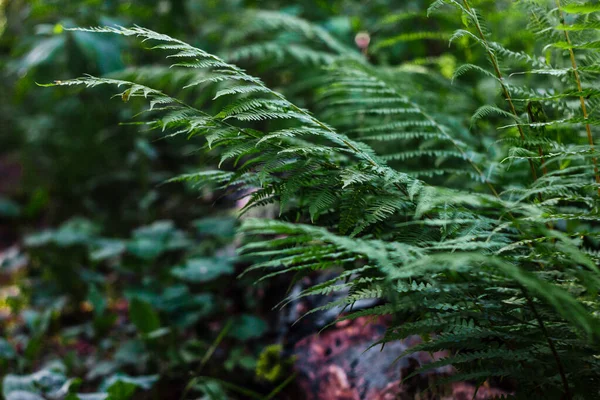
<box><xmin>4</xmin><ymin>0</ymin><xmax>600</xmax><ymax>399</ymax></box>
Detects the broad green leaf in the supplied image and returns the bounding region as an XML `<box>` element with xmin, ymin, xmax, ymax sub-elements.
<box><xmin>106</xmin><ymin>382</ymin><xmax>136</xmax><ymax>400</ymax></box>
<box><xmin>128</xmin><ymin>298</ymin><xmax>161</xmax><ymax>334</ymax></box>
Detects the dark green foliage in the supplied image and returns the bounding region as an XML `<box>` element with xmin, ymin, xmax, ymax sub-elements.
<box><xmin>1</xmin><ymin>214</ymin><xmax>275</xmax><ymax>399</ymax></box>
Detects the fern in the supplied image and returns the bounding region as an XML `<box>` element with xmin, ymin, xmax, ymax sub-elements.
<box><xmin>48</xmin><ymin>3</ymin><xmax>600</xmax><ymax>397</ymax></box>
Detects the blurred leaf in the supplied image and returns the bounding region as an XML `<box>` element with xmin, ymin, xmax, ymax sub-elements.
<box><xmin>194</xmin><ymin>379</ymin><xmax>228</xmax><ymax>400</ymax></box>
<box><xmin>2</xmin><ymin>369</ymin><xmax>67</xmax><ymax>399</ymax></box>
<box><xmin>194</xmin><ymin>217</ymin><xmax>237</xmax><ymax>238</ymax></box>
<box><xmin>88</xmin><ymin>285</ymin><xmax>107</xmax><ymax>316</ymax></box>
<box><xmin>561</xmin><ymin>3</ymin><xmax>600</xmax><ymax>14</ymax></box>
<box><xmin>171</xmin><ymin>257</ymin><xmax>234</xmax><ymax>283</ymax></box>
<box><xmin>72</xmin><ymin>31</ymin><xmax>124</xmax><ymax>74</ymax></box>
<box><xmin>0</xmin><ymin>338</ymin><xmax>16</xmax><ymax>360</ymax></box>
<box><xmin>100</xmin><ymin>374</ymin><xmax>158</xmax><ymax>392</ymax></box>
<box><xmin>86</xmin><ymin>361</ymin><xmax>118</xmax><ymax>381</ymax></box>
<box><xmin>127</xmin><ymin>220</ymin><xmax>190</xmax><ymax>259</ymax></box>
<box><xmin>114</xmin><ymin>340</ymin><xmax>147</xmax><ymax>366</ymax></box>
<box><xmin>128</xmin><ymin>298</ymin><xmax>161</xmax><ymax>334</ymax></box>
<box><xmin>72</xmin><ymin>394</ymin><xmax>108</xmax><ymax>400</ymax></box>
<box><xmin>124</xmin><ymin>288</ymin><xmax>162</xmax><ymax>308</ymax></box>
<box><xmin>132</xmin><ymin>220</ymin><xmax>175</xmax><ymax>239</ymax></box>
<box><xmin>224</xmin><ymin>347</ymin><xmax>256</xmax><ymax>372</ymax></box>
<box><xmin>16</xmin><ymin>36</ymin><xmax>65</xmax><ymax>74</ymax></box>
<box><xmin>6</xmin><ymin>391</ymin><xmax>46</xmax><ymax>400</ymax></box>
<box><xmin>134</xmin><ymin>138</ymin><xmax>158</xmax><ymax>160</ymax></box>
<box><xmin>22</xmin><ymin>308</ymin><xmax>53</xmax><ymax>336</ymax></box>
<box><xmin>22</xmin><ymin>189</ymin><xmax>49</xmax><ymax>218</ymax></box>
<box><xmin>23</xmin><ymin>231</ymin><xmax>53</xmax><ymax>247</ymax></box>
<box><xmin>106</xmin><ymin>381</ymin><xmax>136</xmax><ymax>400</ymax></box>
<box><xmin>92</xmin><ymin>313</ymin><xmax>118</xmax><ymax>337</ymax></box>
<box><xmin>90</xmin><ymin>239</ymin><xmax>126</xmax><ymax>261</ymax></box>
<box><xmin>228</xmin><ymin>315</ymin><xmax>267</xmax><ymax>341</ymax></box>
<box><xmin>145</xmin><ymin>327</ymin><xmax>171</xmax><ymax>339</ymax></box>
<box><xmin>23</xmin><ymin>336</ymin><xmax>43</xmax><ymax>361</ymax></box>
<box><xmin>25</xmin><ymin>218</ymin><xmax>99</xmax><ymax>247</ymax></box>
<box><xmin>126</xmin><ymin>238</ymin><xmax>164</xmax><ymax>260</ymax></box>
<box><xmin>139</xmin><ymin>190</ymin><xmax>159</xmax><ymax>211</ymax></box>
<box><xmin>162</xmin><ymin>286</ymin><xmax>214</xmax><ymax>310</ymax></box>
<box><xmin>0</xmin><ymin>197</ymin><xmax>20</xmax><ymax>217</ymax></box>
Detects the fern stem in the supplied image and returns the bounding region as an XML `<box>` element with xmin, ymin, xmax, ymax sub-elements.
<box><xmin>555</xmin><ymin>0</ymin><xmax>600</xmax><ymax>195</ymax></box>
<box><xmin>461</xmin><ymin>0</ymin><xmax>542</xmax><ymax>184</ymax></box>
<box><xmin>521</xmin><ymin>288</ymin><xmax>571</xmax><ymax>400</ymax></box>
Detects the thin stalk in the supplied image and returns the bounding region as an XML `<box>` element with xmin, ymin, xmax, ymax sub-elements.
<box><xmin>459</xmin><ymin>5</ymin><xmax>569</xmax><ymax>389</ymax></box>
<box><xmin>462</xmin><ymin>0</ymin><xmax>543</xmax><ymax>185</ymax></box>
<box><xmin>181</xmin><ymin>376</ymin><xmax>263</xmax><ymax>400</ymax></box>
<box><xmin>262</xmin><ymin>373</ymin><xmax>297</xmax><ymax>400</ymax></box>
<box><xmin>199</xmin><ymin>319</ymin><xmax>232</xmax><ymax>370</ymax></box>
<box><xmin>180</xmin><ymin>319</ymin><xmax>233</xmax><ymax>400</ymax></box>
<box><xmin>521</xmin><ymin>288</ymin><xmax>571</xmax><ymax>399</ymax></box>
<box><xmin>555</xmin><ymin>0</ymin><xmax>600</xmax><ymax>195</ymax></box>
<box><xmin>457</xmin><ymin>17</ymin><xmax>564</xmax><ymax>394</ymax></box>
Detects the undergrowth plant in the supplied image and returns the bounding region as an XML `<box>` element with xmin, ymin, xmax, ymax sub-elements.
<box><xmin>49</xmin><ymin>1</ymin><xmax>600</xmax><ymax>398</ymax></box>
